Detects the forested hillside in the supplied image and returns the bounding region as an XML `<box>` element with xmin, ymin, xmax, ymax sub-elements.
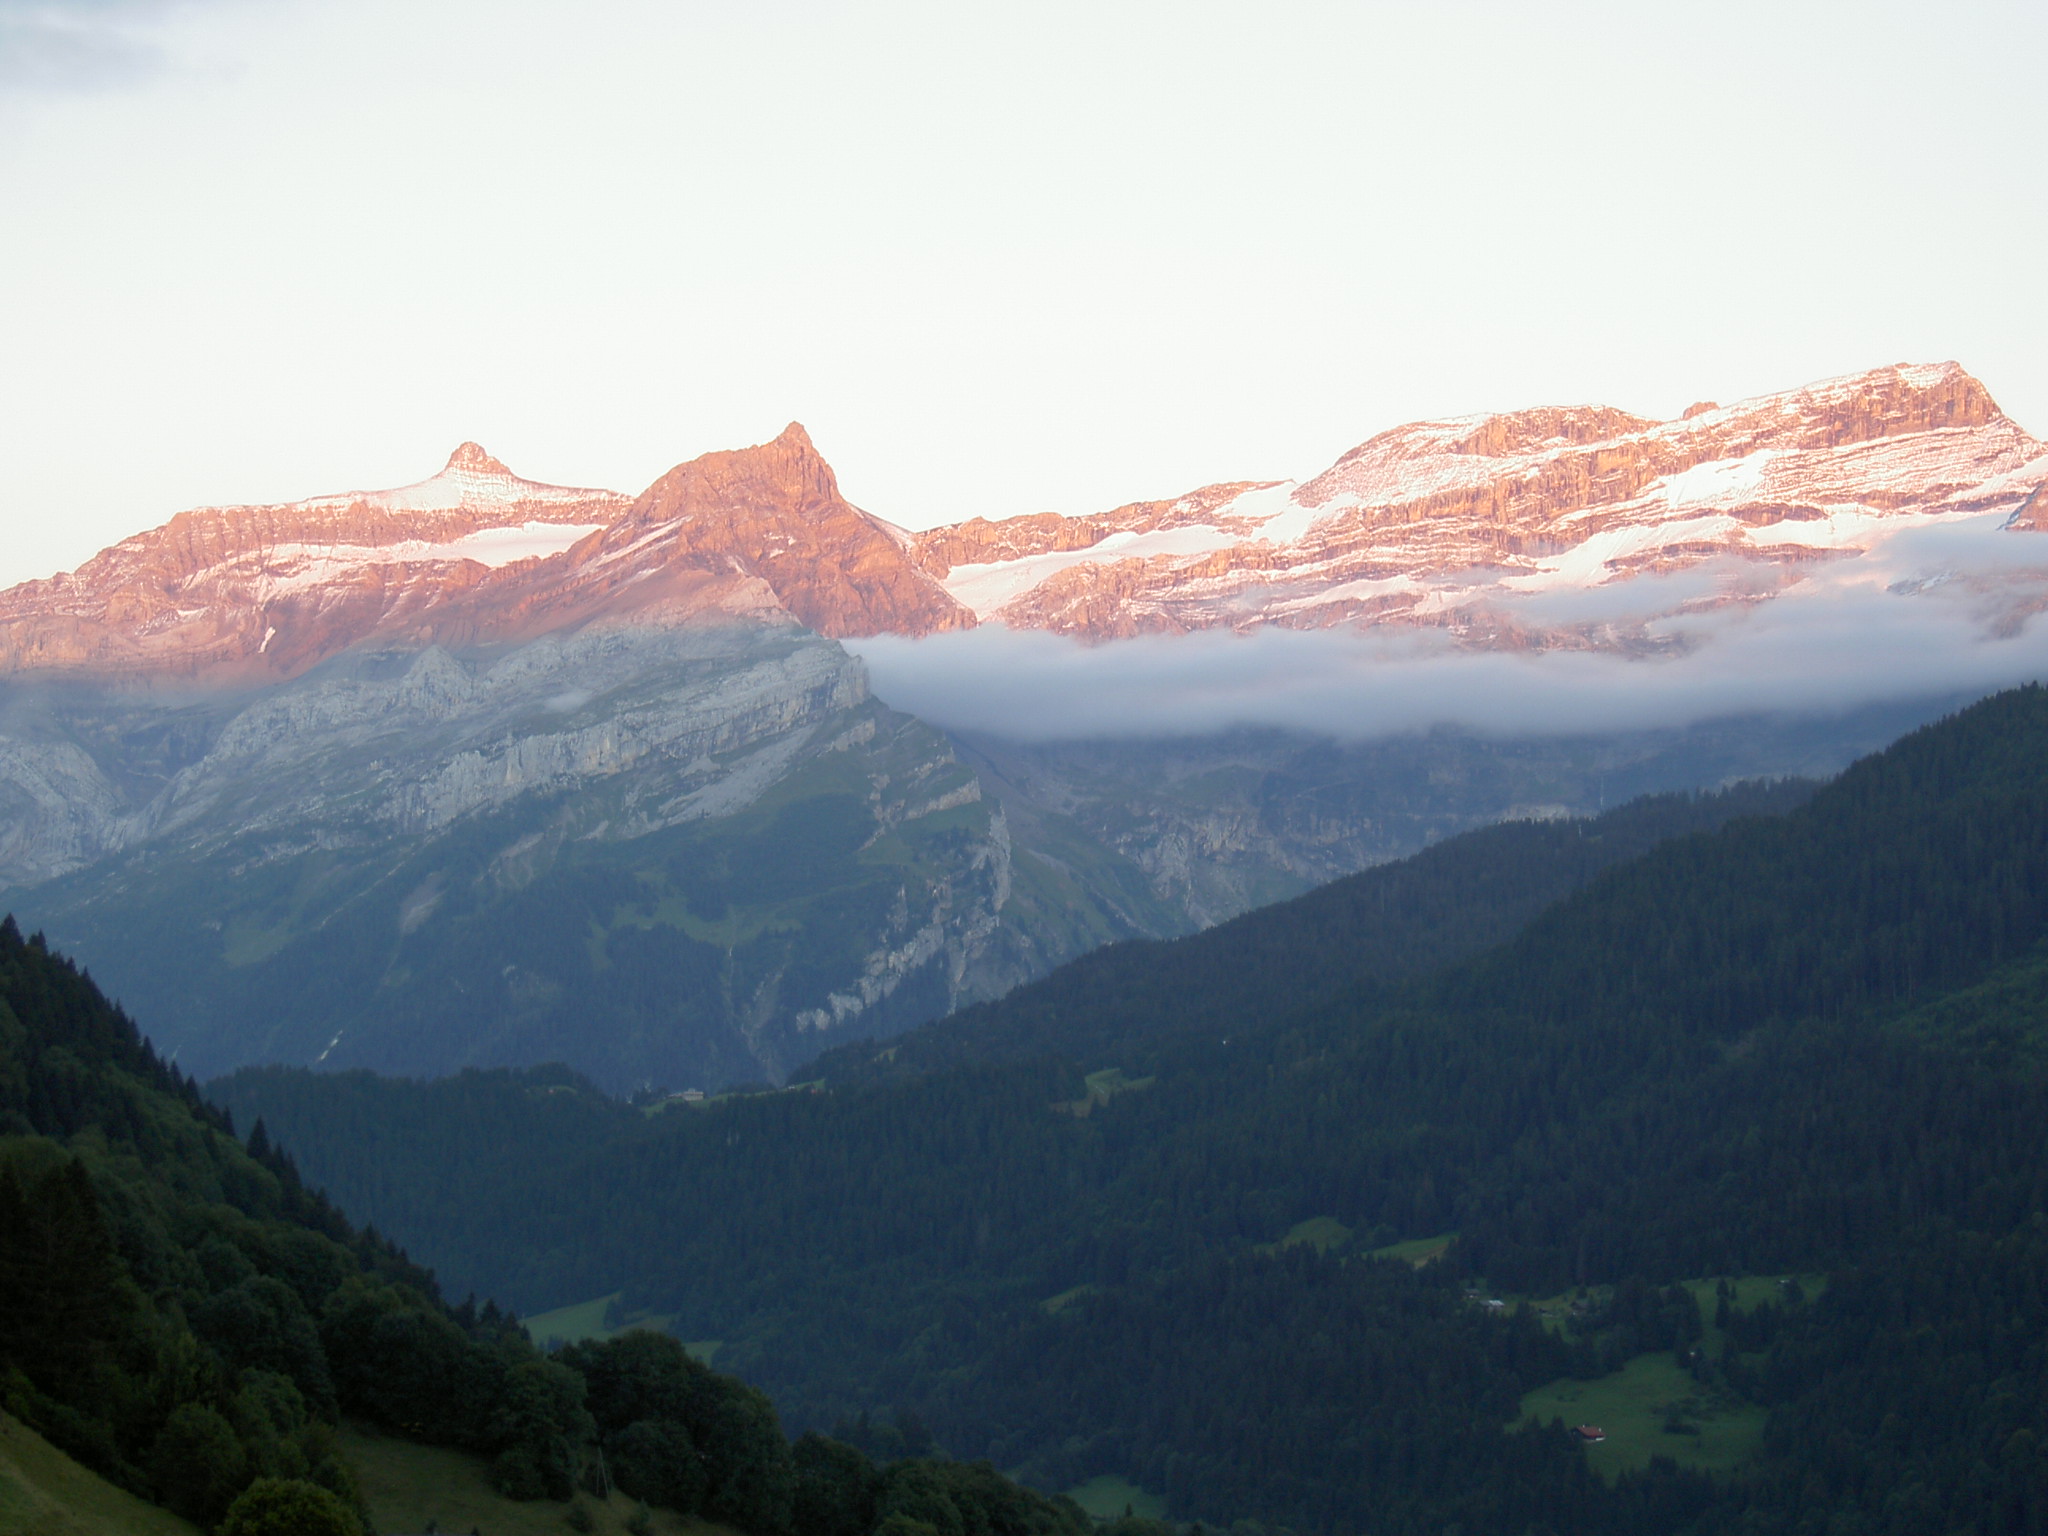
<box><xmin>0</xmin><ymin>919</ymin><xmax>1094</xmax><ymax>1536</ymax></box>
<box><xmin>812</xmin><ymin>776</ymin><xmax>1816</xmax><ymax>1083</ymax></box>
<box><xmin>212</xmin><ymin>687</ymin><xmax>2048</xmax><ymax>1536</ymax></box>
<box><xmin>213</xmin><ymin>777</ymin><xmax>1813</xmax><ymax>1261</ymax></box>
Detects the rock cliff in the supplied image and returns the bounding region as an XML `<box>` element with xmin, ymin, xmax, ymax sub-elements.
<box><xmin>0</xmin><ymin>618</ymin><xmax>1176</xmax><ymax>1090</ymax></box>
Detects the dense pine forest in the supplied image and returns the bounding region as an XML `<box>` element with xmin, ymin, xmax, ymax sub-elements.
<box><xmin>211</xmin><ymin>776</ymin><xmax>1816</xmax><ymax>1287</ymax></box>
<box><xmin>0</xmin><ymin>919</ymin><xmax>1096</xmax><ymax>1536</ymax></box>
<box><xmin>215</xmin><ymin>687</ymin><xmax>2048</xmax><ymax>1536</ymax></box>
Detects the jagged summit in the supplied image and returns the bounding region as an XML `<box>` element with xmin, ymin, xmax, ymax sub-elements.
<box><xmin>0</xmin><ymin>446</ymin><xmax>635</xmax><ymax>681</ymax></box>
<box><xmin>443</xmin><ymin>441</ymin><xmax>514</xmax><ymax>476</ymax></box>
<box><xmin>326</xmin><ymin>445</ymin><xmax>618</xmax><ymax>515</ymax></box>
<box><xmin>600</xmin><ymin>419</ymin><xmax>975</xmax><ymax>639</ymax></box>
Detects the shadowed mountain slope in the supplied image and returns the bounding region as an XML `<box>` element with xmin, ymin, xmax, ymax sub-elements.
<box><xmin>809</xmin><ymin>775</ymin><xmax>1818</xmax><ymax>1085</ymax></box>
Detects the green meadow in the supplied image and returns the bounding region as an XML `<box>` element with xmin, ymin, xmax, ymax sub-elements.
<box><xmin>1063</xmin><ymin>1474</ymin><xmax>1168</xmax><ymax>1522</ymax></box>
<box><xmin>522</xmin><ymin>1292</ymin><xmax>722</xmax><ymax>1365</ymax></box>
<box><xmin>1371</xmin><ymin>1232</ymin><xmax>1456</xmax><ymax>1267</ymax></box>
<box><xmin>1262</xmin><ymin>1216</ymin><xmax>1355</xmax><ymax>1255</ymax></box>
<box><xmin>1517</xmin><ymin>1354</ymin><xmax>1766</xmax><ymax>1479</ymax></box>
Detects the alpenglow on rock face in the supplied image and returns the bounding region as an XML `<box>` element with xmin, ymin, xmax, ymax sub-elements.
<box><xmin>0</xmin><ymin>424</ymin><xmax>974</xmax><ymax>687</ymax></box>
<box><xmin>907</xmin><ymin>362</ymin><xmax>2048</xmax><ymax>642</ymax></box>
<box><xmin>6</xmin><ymin>364</ymin><xmax>2040</xmax><ymax>680</ymax></box>
<box><xmin>4</xmin><ymin>363</ymin><xmax>2041</xmax><ymax>684</ymax></box>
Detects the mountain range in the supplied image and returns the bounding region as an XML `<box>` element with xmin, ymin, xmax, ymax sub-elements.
<box><xmin>3</xmin><ymin>361</ymin><xmax>2042</xmax><ymax>675</ymax></box>
<box><xmin>0</xmin><ymin>361</ymin><xmax>2038</xmax><ymax>1088</ymax></box>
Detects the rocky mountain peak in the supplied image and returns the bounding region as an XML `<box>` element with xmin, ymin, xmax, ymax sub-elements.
<box><xmin>618</xmin><ymin>427</ymin><xmax>974</xmax><ymax>640</ymax></box>
<box><xmin>443</xmin><ymin>442</ymin><xmax>514</xmax><ymax>477</ymax></box>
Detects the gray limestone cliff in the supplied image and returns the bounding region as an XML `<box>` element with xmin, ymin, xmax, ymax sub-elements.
<box><xmin>0</xmin><ymin>619</ymin><xmax>1171</xmax><ymax>1090</ymax></box>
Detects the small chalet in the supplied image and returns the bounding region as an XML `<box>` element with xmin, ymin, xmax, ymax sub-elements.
<box><xmin>1574</xmin><ymin>1425</ymin><xmax>1607</xmax><ymax>1443</ymax></box>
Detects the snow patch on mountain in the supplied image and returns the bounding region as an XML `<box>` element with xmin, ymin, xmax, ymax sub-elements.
<box><xmin>1651</xmin><ymin>454</ymin><xmax>1773</xmax><ymax>505</ymax></box>
<box><xmin>253</xmin><ymin>522</ymin><xmax>606</xmax><ymax>593</ymax></box>
<box><xmin>299</xmin><ymin>450</ymin><xmax>619</xmax><ymax>516</ymax></box>
<box><xmin>1504</xmin><ymin>515</ymin><xmax>1743</xmax><ymax>592</ymax></box>
<box><xmin>944</xmin><ymin>523</ymin><xmax>1245</xmax><ymax>619</ymax></box>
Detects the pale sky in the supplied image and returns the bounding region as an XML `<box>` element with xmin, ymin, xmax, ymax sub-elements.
<box><xmin>2</xmin><ymin>0</ymin><xmax>2044</xmax><ymax>587</ymax></box>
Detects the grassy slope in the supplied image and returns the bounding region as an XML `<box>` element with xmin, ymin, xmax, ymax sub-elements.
<box><xmin>0</xmin><ymin>1414</ymin><xmax>200</xmax><ymax>1536</ymax></box>
<box><xmin>0</xmin><ymin>1407</ymin><xmax>746</xmax><ymax>1536</ymax></box>
<box><xmin>1261</xmin><ymin>1216</ymin><xmax>1354</xmax><ymax>1255</ymax></box>
<box><xmin>523</xmin><ymin>1293</ymin><xmax>668</xmax><ymax>1346</ymax></box>
<box><xmin>1372</xmin><ymin>1233</ymin><xmax>1456</xmax><ymax>1267</ymax></box>
<box><xmin>1063</xmin><ymin>1474</ymin><xmax>1169</xmax><ymax>1522</ymax></box>
<box><xmin>340</xmin><ymin>1425</ymin><xmax>740</xmax><ymax>1536</ymax></box>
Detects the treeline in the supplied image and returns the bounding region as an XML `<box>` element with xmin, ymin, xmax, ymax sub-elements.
<box><xmin>213</xmin><ymin>687</ymin><xmax>2048</xmax><ymax>1534</ymax></box>
<box><xmin>0</xmin><ymin>917</ymin><xmax>1092</xmax><ymax>1536</ymax></box>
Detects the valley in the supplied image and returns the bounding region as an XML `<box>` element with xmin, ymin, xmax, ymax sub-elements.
<box><xmin>210</xmin><ymin>684</ymin><xmax>2048</xmax><ymax>1534</ymax></box>
<box><xmin>11</xmin><ymin>679</ymin><xmax>2048</xmax><ymax>1535</ymax></box>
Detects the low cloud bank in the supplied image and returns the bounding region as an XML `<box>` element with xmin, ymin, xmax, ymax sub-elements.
<box><xmin>850</xmin><ymin>515</ymin><xmax>2048</xmax><ymax>741</ymax></box>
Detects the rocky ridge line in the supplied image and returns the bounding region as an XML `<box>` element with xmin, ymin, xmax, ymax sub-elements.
<box><xmin>4</xmin><ymin>362</ymin><xmax>2042</xmax><ymax>675</ymax></box>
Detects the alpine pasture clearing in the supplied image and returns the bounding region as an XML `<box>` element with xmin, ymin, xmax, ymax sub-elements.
<box><xmin>1515</xmin><ymin>1274</ymin><xmax>1826</xmax><ymax>1480</ymax></box>
<box><xmin>1516</xmin><ymin>1353</ymin><xmax>1765</xmax><ymax>1480</ymax></box>
<box><xmin>1371</xmin><ymin>1232</ymin><xmax>1456</xmax><ymax>1267</ymax></box>
<box><xmin>1064</xmin><ymin>1474</ymin><xmax>1168</xmax><ymax>1521</ymax></box>
<box><xmin>1262</xmin><ymin>1216</ymin><xmax>1354</xmax><ymax>1255</ymax></box>
<box><xmin>522</xmin><ymin>1291</ymin><xmax>681</xmax><ymax>1350</ymax></box>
